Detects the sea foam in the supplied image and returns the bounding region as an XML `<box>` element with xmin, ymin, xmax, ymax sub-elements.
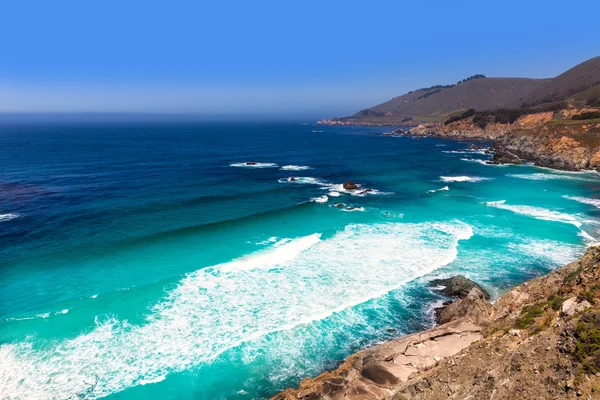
<box><xmin>440</xmin><ymin>176</ymin><xmax>490</xmax><ymax>183</ymax></box>
<box><xmin>563</xmin><ymin>195</ymin><xmax>600</xmax><ymax>209</ymax></box>
<box><xmin>229</xmin><ymin>162</ymin><xmax>278</xmax><ymax>168</ymax></box>
<box><xmin>0</xmin><ymin>213</ymin><xmax>20</xmax><ymax>222</ymax></box>
<box><xmin>0</xmin><ymin>221</ymin><xmax>473</xmax><ymax>399</ymax></box>
<box><xmin>280</xmin><ymin>165</ymin><xmax>311</xmax><ymax>171</ymax></box>
<box><xmin>485</xmin><ymin>200</ymin><xmax>597</xmax><ymax>242</ymax></box>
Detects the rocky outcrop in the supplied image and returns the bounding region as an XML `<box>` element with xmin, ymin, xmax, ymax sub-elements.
<box><xmin>272</xmin><ymin>319</ymin><xmax>484</xmax><ymax>400</ymax></box>
<box><xmin>273</xmin><ymin>247</ymin><xmax>600</xmax><ymax>400</ymax></box>
<box><xmin>429</xmin><ymin>276</ymin><xmax>489</xmax><ymax>300</ymax></box>
<box><xmin>406</xmin><ymin>109</ymin><xmax>600</xmax><ymax>171</ymax></box>
<box><xmin>429</xmin><ymin>276</ymin><xmax>491</xmax><ymax>325</ymax></box>
<box><xmin>434</xmin><ymin>287</ymin><xmax>492</xmax><ymax>325</ymax></box>
<box><xmin>343</xmin><ymin>181</ymin><xmax>359</xmax><ymax>190</ymax></box>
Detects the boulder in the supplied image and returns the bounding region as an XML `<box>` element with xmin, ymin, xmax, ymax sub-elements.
<box><xmin>435</xmin><ymin>287</ymin><xmax>492</xmax><ymax>324</ymax></box>
<box><xmin>343</xmin><ymin>180</ymin><xmax>359</xmax><ymax>190</ymax></box>
<box><xmin>561</xmin><ymin>297</ymin><xmax>592</xmax><ymax>317</ymax></box>
<box><xmin>430</xmin><ymin>276</ymin><xmax>492</xmax><ymax>325</ymax></box>
<box><xmin>245</xmin><ymin>162</ymin><xmax>258</xmax><ymax>165</ymax></box>
<box><xmin>429</xmin><ymin>276</ymin><xmax>490</xmax><ymax>300</ymax></box>
<box><xmin>487</xmin><ymin>148</ymin><xmax>523</xmax><ymax>165</ymax></box>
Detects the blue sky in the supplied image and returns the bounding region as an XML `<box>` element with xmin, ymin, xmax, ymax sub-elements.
<box><xmin>1</xmin><ymin>0</ymin><xmax>599</xmax><ymax>117</ymax></box>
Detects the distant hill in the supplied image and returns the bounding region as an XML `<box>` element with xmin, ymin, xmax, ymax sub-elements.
<box><xmin>520</xmin><ymin>56</ymin><xmax>600</xmax><ymax>107</ymax></box>
<box><xmin>355</xmin><ymin>78</ymin><xmax>548</xmax><ymax>121</ymax></box>
<box><xmin>330</xmin><ymin>56</ymin><xmax>600</xmax><ymax>124</ymax></box>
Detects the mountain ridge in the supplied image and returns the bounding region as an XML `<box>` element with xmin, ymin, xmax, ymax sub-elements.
<box><xmin>322</xmin><ymin>56</ymin><xmax>600</xmax><ymax>125</ymax></box>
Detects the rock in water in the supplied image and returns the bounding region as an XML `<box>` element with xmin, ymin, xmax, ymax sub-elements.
<box><xmin>343</xmin><ymin>180</ymin><xmax>359</xmax><ymax>190</ymax></box>
<box><xmin>429</xmin><ymin>275</ymin><xmax>490</xmax><ymax>300</ymax></box>
<box><xmin>434</xmin><ymin>287</ymin><xmax>492</xmax><ymax>324</ymax></box>
<box><xmin>487</xmin><ymin>148</ymin><xmax>523</xmax><ymax>165</ymax></box>
<box><xmin>430</xmin><ymin>276</ymin><xmax>492</xmax><ymax>325</ymax></box>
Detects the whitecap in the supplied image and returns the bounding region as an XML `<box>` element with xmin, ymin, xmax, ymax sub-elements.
<box><xmin>440</xmin><ymin>176</ymin><xmax>490</xmax><ymax>183</ymax></box>
<box><xmin>340</xmin><ymin>206</ymin><xmax>365</xmax><ymax>212</ymax></box>
<box><xmin>280</xmin><ymin>165</ymin><xmax>311</xmax><ymax>171</ymax></box>
<box><xmin>485</xmin><ymin>200</ymin><xmax>597</xmax><ymax>242</ymax></box>
<box><xmin>139</xmin><ymin>375</ymin><xmax>166</xmax><ymax>386</ymax></box>
<box><xmin>0</xmin><ymin>213</ymin><xmax>20</xmax><ymax>222</ymax></box>
<box><xmin>459</xmin><ymin>158</ymin><xmax>492</xmax><ymax>166</ymax></box>
<box><xmin>507</xmin><ymin>173</ymin><xmax>596</xmax><ymax>182</ymax></box>
<box><xmin>428</xmin><ymin>186</ymin><xmax>449</xmax><ymax>193</ymax></box>
<box><xmin>278</xmin><ymin>177</ymin><xmax>324</xmax><ymax>185</ymax></box>
<box><xmin>256</xmin><ymin>236</ymin><xmax>279</xmax><ymax>245</ymax></box>
<box><xmin>229</xmin><ymin>162</ymin><xmax>278</xmax><ymax>168</ymax></box>
<box><xmin>563</xmin><ymin>195</ymin><xmax>600</xmax><ymax>209</ymax></box>
<box><xmin>311</xmin><ymin>195</ymin><xmax>328</xmax><ymax>203</ymax></box>
<box><xmin>485</xmin><ymin>201</ymin><xmax>582</xmax><ymax>227</ymax></box>
<box><xmin>0</xmin><ymin>221</ymin><xmax>473</xmax><ymax>399</ymax></box>
<box><xmin>327</xmin><ymin>191</ymin><xmax>341</xmax><ymax>197</ymax></box>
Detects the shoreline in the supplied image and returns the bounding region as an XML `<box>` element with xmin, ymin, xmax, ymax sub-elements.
<box><xmin>273</xmin><ymin>247</ymin><xmax>600</xmax><ymax>399</ymax></box>
<box><xmin>318</xmin><ymin>111</ymin><xmax>600</xmax><ymax>173</ymax></box>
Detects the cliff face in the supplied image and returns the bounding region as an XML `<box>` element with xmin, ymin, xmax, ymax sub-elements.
<box><xmin>273</xmin><ymin>247</ymin><xmax>600</xmax><ymax>400</ymax></box>
<box><xmin>407</xmin><ymin>109</ymin><xmax>600</xmax><ymax>171</ymax></box>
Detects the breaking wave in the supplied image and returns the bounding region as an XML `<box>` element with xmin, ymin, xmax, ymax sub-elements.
<box><xmin>229</xmin><ymin>162</ymin><xmax>278</xmax><ymax>168</ymax></box>
<box><xmin>440</xmin><ymin>176</ymin><xmax>490</xmax><ymax>183</ymax></box>
<box><xmin>0</xmin><ymin>221</ymin><xmax>473</xmax><ymax>399</ymax></box>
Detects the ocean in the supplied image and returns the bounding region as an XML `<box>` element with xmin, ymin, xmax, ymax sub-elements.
<box><xmin>1</xmin><ymin>121</ymin><xmax>599</xmax><ymax>399</ymax></box>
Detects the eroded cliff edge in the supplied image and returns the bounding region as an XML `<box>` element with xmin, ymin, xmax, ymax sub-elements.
<box><xmin>407</xmin><ymin>109</ymin><xmax>600</xmax><ymax>172</ymax></box>
<box><xmin>273</xmin><ymin>247</ymin><xmax>600</xmax><ymax>400</ymax></box>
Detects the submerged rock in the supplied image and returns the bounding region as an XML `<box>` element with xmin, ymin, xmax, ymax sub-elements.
<box><xmin>245</xmin><ymin>161</ymin><xmax>258</xmax><ymax>166</ymax></box>
<box><xmin>343</xmin><ymin>180</ymin><xmax>359</xmax><ymax>190</ymax></box>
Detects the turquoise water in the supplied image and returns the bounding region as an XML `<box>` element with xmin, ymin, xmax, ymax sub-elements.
<box><xmin>1</xmin><ymin>121</ymin><xmax>600</xmax><ymax>399</ymax></box>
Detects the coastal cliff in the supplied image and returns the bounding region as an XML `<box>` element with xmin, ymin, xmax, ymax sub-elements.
<box><xmin>273</xmin><ymin>247</ymin><xmax>600</xmax><ymax>400</ymax></box>
<box><xmin>406</xmin><ymin>109</ymin><xmax>600</xmax><ymax>171</ymax></box>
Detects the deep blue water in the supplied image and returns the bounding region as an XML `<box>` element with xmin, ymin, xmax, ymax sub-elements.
<box><xmin>2</xmin><ymin>121</ymin><xmax>600</xmax><ymax>399</ymax></box>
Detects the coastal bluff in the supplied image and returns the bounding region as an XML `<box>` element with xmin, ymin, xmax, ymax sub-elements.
<box><xmin>273</xmin><ymin>247</ymin><xmax>600</xmax><ymax>400</ymax></box>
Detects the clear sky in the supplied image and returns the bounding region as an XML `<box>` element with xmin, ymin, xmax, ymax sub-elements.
<box><xmin>1</xmin><ymin>0</ymin><xmax>599</xmax><ymax>118</ymax></box>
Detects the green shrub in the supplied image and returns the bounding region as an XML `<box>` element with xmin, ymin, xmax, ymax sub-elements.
<box><xmin>572</xmin><ymin>111</ymin><xmax>600</xmax><ymax>120</ymax></box>
<box><xmin>574</xmin><ymin>312</ymin><xmax>600</xmax><ymax>373</ymax></box>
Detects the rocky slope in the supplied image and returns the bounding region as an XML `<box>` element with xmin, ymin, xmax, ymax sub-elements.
<box><xmin>407</xmin><ymin>109</ymin><xmax>600</xmax><ymax>171</ymax></box>
<box><xmin>273</xmin><ymin>247</ymin><xmax>600</xmax><ymax>400</ymax></box>
<box><xmin>319</xmin><ymin>56</ymin><xmax>600</xmax><ymax>125</ymax></box>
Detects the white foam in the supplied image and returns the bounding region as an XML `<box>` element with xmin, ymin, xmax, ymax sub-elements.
<box><xmin>327</xmin><ymin>191</ymin><xmax>341</xmax><ymax>197</ymax></box>
<box><xmin>280</xmin><ymin>165</ymin><xmax>311</xmax><ymax>171</ymax></box>
<box><xmin>323</xmin><ymin>183</ymin><xmax>391</xmax><ymax>197</ymax></box>
<box><xmin>340</xmin><ymin>206</ymin><xmax>365</xmax><ymax>212</ymax></box>
<box><xmin>0</xmin><ymin>221</ymin><xmax>473</xmax><ymax>399</ymax></box>
<box><xmin>507</xmin><ymin>173</ymin><xmax>596</xmax><ymax>182</ymax></box>
<box><xmin>508</xmin><ymin>238</ymin><xmax>584</xmax><ymax>267</ymax></box>
<box><xmin>311</xmin><ymin>195</ymin><xmax>328</xmax><ymax>203</ymax></box>
<box><xmin>440</xmin><ymin>176</ymin><xmax>490</xmax><ymax>183</ymax></box>
<box><xmin>459</xmin><ymin>158</ymin><xmax>492</xmax><ymax>166</ymax></box>
<box><xmin>139</xmin><ymin>375</ymin><xmax>166</xmax><ymax>385</ymax></box>
<box><xmin>278</xmin><ymin>177</ymin><xmax>324</xmax><ymax>185</ymax></box>
<box><xmin>90</xmin><ymin>295</ymin><xmax>98</xmax><ymax>299</ymax></box>
<box><xmin>0</xmin><ymin>213</ymin><xmax>20</xmax><ymax>222</ymax></box>
<box><xmin>485</xmin><ymin>200</ymin><xmax>597</xmax><ymax>242</ymax></box>
<box><xmin>486</xmin><ymin>201</ymin><xmax>582</xmax><ymax>226</ymax></box>
<box><xmin>563</xmin><ymin>195</ymin><xmax>600</xmax><ymax>209</ymax></box>
<box><xmin>229</xmin><ymin>162</ymin><xmax>278</xmax><ymax>168</ymax></box>
<box><xmin>256</xmin><ymin>236</ymin><xmax>279</xmax><ymax>245</ymax></box>
<box><xmin>428</xmin><ymin>186</ymin><xmax>449</xmax><ymax>193</ymax></box>
<box><xmin>443</xmin><ymin>149</ymin><xmax>489</xmax><ymax>155</ymax></box>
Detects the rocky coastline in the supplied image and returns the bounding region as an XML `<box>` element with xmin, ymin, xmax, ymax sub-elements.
<box><xmin>273</xmin><ymin>247</ymin><xmax>600</xmax><ymax>399</ymax></box>
<box><xmin>403</xmin><ymin>109</ymin><xmax>600</xmax><ymax>172</ymax></box>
